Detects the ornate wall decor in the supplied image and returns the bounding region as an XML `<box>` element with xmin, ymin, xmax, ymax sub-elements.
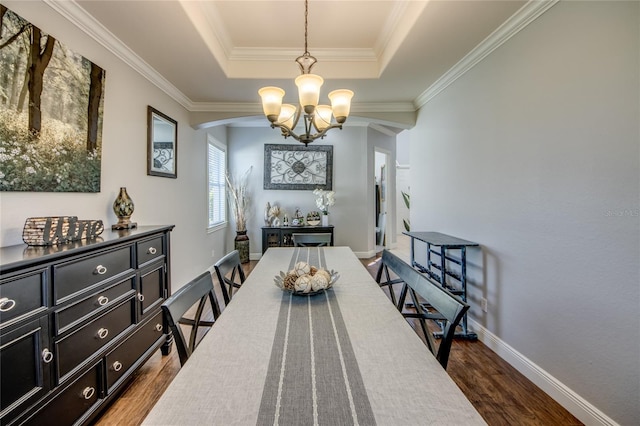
<box><xmin>0</xmin><ymin>7</ymin><xmax>105</xmax><ymax>192</ymax></box>
<box><xmin>263</xmin><ymin>144</ymin><xmax>333</xmax><ymax>190</ymax></box>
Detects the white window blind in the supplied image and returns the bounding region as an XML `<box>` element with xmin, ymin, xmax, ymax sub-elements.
<box><xmin>208</xmin><ymin>141</ymin><xmax>226</xmax><ymax>228</ymax></box>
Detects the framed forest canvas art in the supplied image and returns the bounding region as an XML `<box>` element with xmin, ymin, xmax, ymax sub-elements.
<box><xmin>0</xmin><ymin>5</ymin><xmax>105</xmax><ymax>192</ymax></box>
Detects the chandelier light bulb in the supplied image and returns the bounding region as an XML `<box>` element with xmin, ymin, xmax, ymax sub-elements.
<box><xmin>328</xmin><ymin>89</ymin><xmax>354</xmax><ymax>124</ymax></box>
<box><xmin>258</xmin><ymin>86</ymin><xmax>285</xmax><ymax>122</ymax></box>
<box><xmin>313</xmin><ymin>105</ymin><xmax>333</xmax><ymax>131</ymax></box>
<box><xmin>295</xmin><ymin>74</ymin><xmax>324</xmax><ymax>115</ymax></box>
<box><xmin>278</xmin><ymin>104</ymin><xmax>298</xmax><ymax>130</ymax></box>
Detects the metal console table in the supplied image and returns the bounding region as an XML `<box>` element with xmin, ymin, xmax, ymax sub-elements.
<box><xmin>403</xmin><ymin>231</ymin><xmax>479</xmax><ymax>340</ymax></box>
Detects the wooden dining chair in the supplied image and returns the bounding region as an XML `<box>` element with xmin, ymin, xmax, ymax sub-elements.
<box><xmin>292</xmin><ymin>233</ymin><xmax>332</xmax><ymax>247</ymax></box>
<box><xmin>162</xmin><ymin>271</ymin><xmax>221</xmax><ymax>366</ymax></box>
<box><xmin>214</xmin><ymin>250</ymin><xmax>246</xmax><ymax>305</ymax></box>
<box><xmin>379</xmin><ymin>249</ymin><xmax>469</xmax><ymax>369</ymax></box>
<box><xmin>375</xmin><ymin>252</ymin><xmax>404</xmax><ymax>306</ymax></box>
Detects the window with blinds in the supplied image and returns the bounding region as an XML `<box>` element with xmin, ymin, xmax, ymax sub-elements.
<box><xmin>208</xmin><ymin>139</ymin><xmax>226</xmax><ymax>228</ymax></box>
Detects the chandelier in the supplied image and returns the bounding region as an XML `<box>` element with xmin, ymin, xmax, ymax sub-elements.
<box><xmin>258</xmin><ymin>0</ymin><xmax>354</xmax><ymax>146</ymax></box>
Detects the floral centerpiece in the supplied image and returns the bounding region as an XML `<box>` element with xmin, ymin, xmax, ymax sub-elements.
<box><xmin>313</xmin><ymin>188</ymin><xmax>335</xmax><ymax>226</ymax></box>
<box><xmin>313</xmin><ymin>189</ymin><xmax>335</xmax><ymax>216</ymax></box>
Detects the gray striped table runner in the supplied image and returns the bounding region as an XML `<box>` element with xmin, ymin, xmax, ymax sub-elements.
<box><xmin>257</xmin><ymin>247</ymin><xmax>376</xmax><ymax>426</ymax></box>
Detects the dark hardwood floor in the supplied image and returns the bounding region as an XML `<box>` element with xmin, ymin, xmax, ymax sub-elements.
<box><xmin>93</xmin><ymin>256</ymin><xmax>582</xmax><ymax>426</ymax></box>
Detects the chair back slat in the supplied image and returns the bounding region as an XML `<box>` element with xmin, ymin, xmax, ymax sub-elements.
<box><xmin>214</xmin><ymin>250</ymin><xmax>246</xmax><ymax>305</ymax></box>
<box><xmin>162</xmin><ymin>271</ymin><xmax>219</xmax><ymax>366</ymax></box>
<box><xmin>380</xmin><ymin>250</ymin><xmax>469</xmax><ymax>369</ymax></box>
<box><xmin>292</xmin><ymin>233</ymin><xmax>332</xmax><ymax>247</ymax></box>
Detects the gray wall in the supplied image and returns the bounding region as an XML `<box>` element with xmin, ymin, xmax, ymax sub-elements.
<box><xmin>226</xmin><ymin>125</ymin><xmax>396</xmax><ymax>258</ymax></box>
<box><xmin>409</xmin><ymin>2</ymin><xmax>639</xmax><ymax>424</ymax></box>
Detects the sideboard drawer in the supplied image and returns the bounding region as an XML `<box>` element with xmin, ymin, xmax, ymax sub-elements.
<box><xmin>56</xmin><ymin>298</ymin><xmax>135</xmax><ymax>381</ymax></box>
<box><xmin>54</xmin><ymin>276</ymin><xmax>136</xmax><ymax>336</ymax></box>
<box><xmin>0</xmin><ymin>269</ymin><xmax>47</xmax><ymax>328</ymax></box>
<box><xmin>23</xmin><ymin>361</ymin><xmax>101</xmax><ymax>426</ymax></box>
<box><xmin>53</xmin><ymin>246</ymin><xmax>133</xmax><ymax>303</ymax></box>
<box><xmin>0</xmin><ymin>317</ymin><xmax>51</xmax><ymax>425</ymax></box>
<box><xmin>105</xmin><ymin>311</ymin><xmax>164</xmax><ymax>391</ymax></box>
<box><xmin>138</xmin><ymin>262</ymin><xmax>165</xmax><ymax>320</ymax></box>
<box><xmin>136</xmin><ymin>236</ymin><xmax>164</xmax><ymax>267</ymax></box>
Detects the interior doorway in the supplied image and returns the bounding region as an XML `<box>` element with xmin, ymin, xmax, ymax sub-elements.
<box><xmin>374</xmin><ymin>149</ymin><xmax>390</xmax><ymax>253</ymax></box>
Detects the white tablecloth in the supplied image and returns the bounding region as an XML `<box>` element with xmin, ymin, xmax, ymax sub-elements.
<box><xmin>143</xmin><ymin>247</ymin><xmax>485</xmax><ymax>425</ymax></box>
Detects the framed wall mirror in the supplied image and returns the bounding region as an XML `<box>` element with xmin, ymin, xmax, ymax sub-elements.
<box><xmin>147</xmin><ymin>106</ymin><xmax>178</xmax><ymax>178</ymax></box>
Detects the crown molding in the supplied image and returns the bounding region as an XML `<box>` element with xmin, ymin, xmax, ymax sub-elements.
<box><xmin>351</xmin><ymin>102</ymin><xmax>416</xmax><ymax>113</ymax></box>
<box><xmin>44</xmin><ymin>0</ymin><xmax>408</xmax><ymax>115</ymax></box>
<box><xmin>414</xmin><ymin>0</ymin><xmax>559</xmax><ymax>108</ymax></box>
<box><xmin>189</xmin><ymin>102</ymin><xmax>262</xmax><ymax>113</ymax></box>
<box><xmin>44</xmin><ymin>0</ymin><xmax>192</xmax><ymax>109</ymax></box>
<box><xmin>229</xmin><ymin>47</ymin><xmax>377</xmax><ymax>62</ymax></box>
<box><xmin>47</xmin><ymin>0</ymin><xmax>554</xmax><ymax>118</ymax></box>
<box><xmin>188</xmin><ymin>101</ymin><xmax>416</xmax><ymax>114</ymax></box>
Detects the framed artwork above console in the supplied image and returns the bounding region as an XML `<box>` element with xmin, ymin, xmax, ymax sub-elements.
<box><xmin>263</xmin><ymin>144</ymin><xmax>333</xmax><ymax>190</ymax></box>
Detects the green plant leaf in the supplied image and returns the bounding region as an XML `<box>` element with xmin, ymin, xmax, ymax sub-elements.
<box><xmin>401</xmin><ymin>191</ymin><xmax>410</xmax><ymax>209</ymax></box>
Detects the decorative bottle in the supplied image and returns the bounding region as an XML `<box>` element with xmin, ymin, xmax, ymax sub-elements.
<box><xmin>112</xmin><ymin>187</ymin><xmax>137</xmax><ymax>230</ymax></box>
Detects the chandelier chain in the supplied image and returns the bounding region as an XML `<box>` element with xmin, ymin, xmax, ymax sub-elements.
<box><xmin>303</xmin><ymin>0</ymin><xmax>309</xmax><ymax>55</ymax></box>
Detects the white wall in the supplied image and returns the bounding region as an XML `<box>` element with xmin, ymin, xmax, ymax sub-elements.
<box><xmin>226</xmin><ymin>124</ymin><xmax>394</xmax><ymax>258</ymax></box>
<box><xmin>409</xmin><ymin>2</ymin><xmax>639</xmax><ymax>424</ymax></box>
<box><xmin>368</xmin><ymin>128</ymin><xmax>397</xmax><ymax>248</ymax></box>
<box><xmin>0</xmin><ymin>1</ymin><xmax>222</xmax><ymax>290</ymax></box>
<box><xmin>396</xmin><ymin>130</ymin><xmax>410</xmax><ymax>165</ymax></box>
<box><xmin>396</xmin><ymin>130</ymin><xmax>410</xmax><ymax>234</ymax></box>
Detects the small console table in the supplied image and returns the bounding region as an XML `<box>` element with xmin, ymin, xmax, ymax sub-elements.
<box><xmin>262</xmin><ymin>226</ymin><xmax>334</xmax><ymax>253</ymax></box>
<box><xmin>403</xmin><ymin>231</ymin><xmax>479</xmax><ymax>340</ymax></box>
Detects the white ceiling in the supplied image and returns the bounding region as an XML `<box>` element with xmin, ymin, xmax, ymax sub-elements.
<box><xmin>68</xmin><ymin>0</ymin><xmax>529</xmax><ymax>113</ymax></box>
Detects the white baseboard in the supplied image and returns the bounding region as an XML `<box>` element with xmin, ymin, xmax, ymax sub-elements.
<box><xmin>250</xmin><ymin>252</ymin><xmax>262</xmax><ymax>261</ymax></box>
<box><xmin>468</xmin><ymin>318</ymin><xmax>619</xmax><ymax>426</ymax></box>
<box><xmin>353</xmin><ymin>250</ymin><xmax>376</xmax><ymax>258</ymax></box>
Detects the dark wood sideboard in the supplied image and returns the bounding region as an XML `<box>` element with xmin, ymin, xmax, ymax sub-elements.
<box><xmin>0</xmin><ymin>225</ymin><xmax>174</xmax><ymax>426</ymax></box>
<box><xmin>262</xmin><ymin>225</ymin><xmax>334</xmax><ymax>253</ymax></box>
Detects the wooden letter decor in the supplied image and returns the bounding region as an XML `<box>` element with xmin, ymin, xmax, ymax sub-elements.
<box><xmin>22</xmin><ymin>216</ymin><xmax>105</xmax><ymax>246</ymax></box>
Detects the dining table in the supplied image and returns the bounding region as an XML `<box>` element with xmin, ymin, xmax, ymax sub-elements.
<box><xmin>143</xmin><ymin>246</ymin><xmax>486</xmax><ymax>425</ymax></box>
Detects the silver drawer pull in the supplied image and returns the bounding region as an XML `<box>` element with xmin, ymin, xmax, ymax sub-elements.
<box><xmin>97</xmin><ymin>328</ymin><xmax>109</xmax><ymax>339</ymax></box>
<box><xmin>82</xmin><ymin>387</ymin><xmax>95</xmax><ymax>400</ymax></box>
<box><xmin>112</xmin><ymin>361</ymin><xmax>123</xmax><ymax>372</ymax></box>
<box><xmin>42</xmin><ymin>348</ymin><xmax>54</xmax><ymax>363</ymax></box>
<box><xmin>147</xmin><ymin>247</ymin><xmax>157</xmax><ymax>255</ymax></box>
<box><xmin>97</xmin><ymin>295</ymin><xmax>109</xmax><ymax>306</ymax></box>
<box><xmin>155</xmin><ymin>323</ymin><xmax>163</xmax><ymax>332</ymax></box>
<box><xmin>94</xmin><ymin>265</ymin><xmax>108</xmax><ymax>275</ymax></box>
<box><xmin>0</xmin><ymin>297</ymin><xmax>16</xmax><ymax>312</ymax></box>
<box><xmin>138</xmin><ymin>293</ymin><xmax>145</xmax><ymax>302</ymax></box>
